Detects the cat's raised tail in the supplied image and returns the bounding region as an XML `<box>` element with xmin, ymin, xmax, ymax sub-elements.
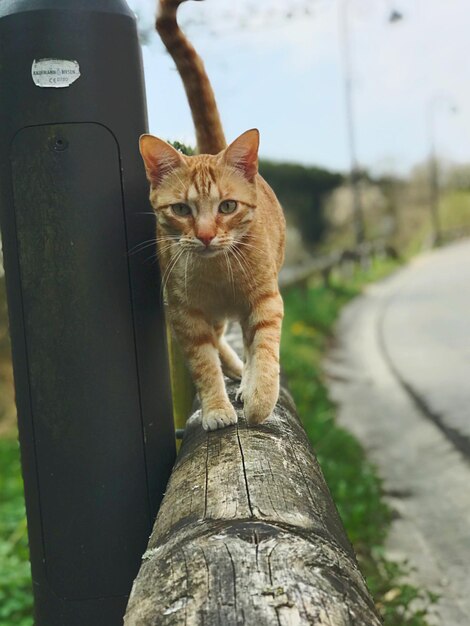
<box><xmin>156</xmin><ymin>0</ymin><xmax>226</xmax><ymax>155</ymax></box>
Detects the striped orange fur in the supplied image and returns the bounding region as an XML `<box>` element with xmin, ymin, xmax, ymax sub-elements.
<box><xmin>139</xmin><ymin>0</ymin><xmax>286</xmax><ymax>430</ymax></box>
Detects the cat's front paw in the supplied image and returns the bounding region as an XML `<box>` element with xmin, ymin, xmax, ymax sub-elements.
<box><xmin>202</xmin><ymin>404</ymin><xmax>238</xmax><ymax>431</ymax></box>
<box><xmin>243</xmin><ymin>381</ymin><xmax>279</xmax><ymax>426</ymax></box>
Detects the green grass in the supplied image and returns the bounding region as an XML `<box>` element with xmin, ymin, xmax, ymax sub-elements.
<box><xmin>439</xmin><ymin>189</ymin><xmax>470</xmax><ymax>232</ymax></box>
<box><xmin>0</xmin><ymin>438</ymin><xmax>33</xmax><ymax>626</ymax></box>
<box><xmin>281</xmin><ymin>257</ymin><xmax>437</xmax><ymax>625</ymax></box>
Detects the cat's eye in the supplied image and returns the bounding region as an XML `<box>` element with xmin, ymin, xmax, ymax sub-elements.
<box><xmin>219</xmin><ymin>200</ymin><xmax>237</xmax><ymax>214</ymax></box>
<box><xmin>171</xmin><ymin>203</ymin><xmax>192</xmax><ymax>217</ymax></box>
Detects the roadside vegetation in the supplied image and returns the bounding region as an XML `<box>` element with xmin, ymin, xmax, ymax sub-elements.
<box><xmin>0</xmin><ymin>273</ymin><xmax>31</xmax><ymax>625</ymax></box>
<box><xmin>0</xmin><ymin>438</ymin><xmax>32</xmax><ymax>626</ymax></box>
<box><xmin>281</xmin><ymin>258</ymin><xmax>438</xmax><ymax>625</ymax></box>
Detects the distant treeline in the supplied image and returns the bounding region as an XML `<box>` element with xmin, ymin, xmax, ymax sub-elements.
<box><xmin>259</xmin><ymin>160</ymin><xmax>344</xmax><ymax>246</ymax></box>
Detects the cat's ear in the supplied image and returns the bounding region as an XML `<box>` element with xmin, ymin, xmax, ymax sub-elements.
<box><xmin>223</xmin><ymin>129</ymin><xmax>259</xmax><ymax>182</ymax></box>
<box><xmin>139</xmin><ymin>135</ymin><xmax>185</xmax><ymax>186</ymax></box>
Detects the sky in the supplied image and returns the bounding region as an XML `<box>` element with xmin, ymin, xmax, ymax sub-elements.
<box><xmin>127</xmin><ymin>0</ymin><xmax>470</xmax><ymax>176</ymax></box>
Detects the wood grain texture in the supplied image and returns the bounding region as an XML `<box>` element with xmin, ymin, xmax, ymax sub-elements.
<box><xmin>124</xmin><ymin>328</ymin><xmax>381</xmax><ymax>626</ymax></box>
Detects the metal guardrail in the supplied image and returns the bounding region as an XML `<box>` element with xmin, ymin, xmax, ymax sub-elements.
<box><xmin>279</xmin><ymin>239</ymin><xmax>399</xmax><ymax>290</ymax></box>
<box><xmin>438</xmin><ymin>224</ymin><xmax>470</xmax><ymax>245</ymax></box>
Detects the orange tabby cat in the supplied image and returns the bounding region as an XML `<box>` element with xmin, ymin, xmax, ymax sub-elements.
<box><xmin>139</xmin><ymin>0</ymin><xmax>285</xmax><ymax>431</ymax></box>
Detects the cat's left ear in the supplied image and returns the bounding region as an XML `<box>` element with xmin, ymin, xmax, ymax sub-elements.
<box><xmin>139</xmin><ymin>134</ymin><xmax>185</xmax><ymax>186</ymax></box>
<box><xmin>223</xmin><ymin>129</ymin><xmax>259</xmax><ymax>182</ymax></box>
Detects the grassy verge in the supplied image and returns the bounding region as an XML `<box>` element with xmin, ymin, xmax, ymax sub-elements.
<box><xmin>0</xmin><ymin>438</ymin><xmax>33</xmax><ymax>626</ymax></box>
<box><xmin>439</xmin><ymin>189</ymin><xmax>470</xmax><ymax>232</ymax></box>
<box><xmin>281</xmin><ymin>256</ymin><xmax>437</xmax><ymax>625</ymax></box>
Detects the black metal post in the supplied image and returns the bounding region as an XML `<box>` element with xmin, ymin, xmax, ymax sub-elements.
<box><xmin>0</xmin><ymin>1</ymin><xmax>175</xmax><ymax>624</ymax></box>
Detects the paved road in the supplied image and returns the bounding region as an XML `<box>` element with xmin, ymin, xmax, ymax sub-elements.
<box><xmin>326</xmin><ymin>240</ymin><xmax>470</xmax><ymax>626</ymax></box>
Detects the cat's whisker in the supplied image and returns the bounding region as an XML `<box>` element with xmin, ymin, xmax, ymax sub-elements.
<box><xmin>145</xmin><ymin>242</ymin><xmax>179</xmax><ymax>261</ymax></box>
<box><xmin>224</xmin><ymin>249</ymin><xmax>236</xmax><ymax>299</ymax></box>
<box><xmin>148</xmin><ymin>240</ymin><xmax>189</xmax><ymax>264</ymax></box>
<box><xmin>155</xmin><ymin>237</ymin><xmax>182</xmax><ymax>252</ymax></box>
<box><xmin>159</xmin><ymin>249</ymin><xmax>178</xmax><ymax>293</ymax></box>
<box><xmin>234</xmin><ymin>247</ymin><xmax>256</xmax><ymax>288</ymax></box>
<box><xmin>144</xmin><ymin>251</ymin><xmax>160</xmax><ymax>264</ymax></box>
<box><xmin>129</xmin><ymin>234</ymin><xmax>181</xmax><ymax>256</ymax></box>
<box><xmin>233</xmin><ymin>239</ymin><xmax>263</xmax><ymax>254</ymax></box>
<box><xmin>228</xmin><ymin>244</ymin><xmax>253</xmax><ymax>289</ymax></box>
<box><xmin>155</xmin><ymin>237</ymin><xmax>182</xmax><ymax>246</ymax></box>
<box><xmin>237</xmin><ymin>247</ymin><xmax>256</xmax><ymax>283</ymax></box>
<box><xmin>161</xmin><ymin>247</ymin><xmax>185</xmax><ymax>296</ymax></box>
<box><xmin>233</xmin><ymin>235</ymin><xmax>257</xmax><ymax>246</ymax></box>
<box><xmin>128</xmin><ymin>239</ymin><xmax>159</xmax><ymax>255</ymax></box>
<box><xmin>154</xmin><ymin>246</ymin><xmax>178</xmax><ymax>259</ymax></box>
<box><xmin>157</xmin><ymin>239</ymin><xmax>180</xmax><ymax>249</ymax></box>
<box><xmin>167</xmin><ymin>248</ymin><xmax>186</xmax><ymax>294</ymax></box>
<box><xmin>184</xmin><ymin>251</ymin><xmax>190</xmax><ymax>304</ymax></box>
<box><xmin>135</xmin><ymin>211</ymin><xmax>158</xmax><ymax>217</ymax></box>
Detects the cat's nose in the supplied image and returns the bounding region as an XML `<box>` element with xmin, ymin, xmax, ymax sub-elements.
<box><xmin>198</xmin><ymin>234</ymin><xmax>215</xmax><ymax>247</ymax></box>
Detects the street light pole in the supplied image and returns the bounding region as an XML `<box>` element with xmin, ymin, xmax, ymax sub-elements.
<box><xmin>339</xmin><ymin>0</ymin><xmax>364</xmax><ymax>246</ymax></box>
<box><xmin>427</xmin><ymin>94</ymin><xmax>458</xmax><ymax>246</ymax></box>
<box><xmin>338</xmin><ymin>1</ymin><xmax>403</xmax><ymax>247</ymax></box>
<box><xmin>428</xmin><ymin>106</ymin><xmax>441</xmax><ymax>246</ymax></box>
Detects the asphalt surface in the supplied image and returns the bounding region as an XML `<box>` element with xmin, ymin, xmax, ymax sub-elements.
<box><xmin>326</xmin><ymin>239</ymin><xmax>470</xmax><ymax>626</ymax></box>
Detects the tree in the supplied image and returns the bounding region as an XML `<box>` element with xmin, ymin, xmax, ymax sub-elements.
<box><xmin>260</xmin><ymin>160</ymin><xmax>344</xmax><ymax>247</ymax></box>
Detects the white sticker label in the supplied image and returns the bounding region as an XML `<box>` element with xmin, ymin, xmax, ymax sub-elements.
<box><xmin>31</xmin><ymin>59</ymin><xmax>81</xmax><ymax>88</ymax></box>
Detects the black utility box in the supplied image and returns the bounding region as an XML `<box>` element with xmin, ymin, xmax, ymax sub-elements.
<box><xmin>0</xmin><ymin>1</ymin><xmax>175</xmax><ymax>624</ymax></box>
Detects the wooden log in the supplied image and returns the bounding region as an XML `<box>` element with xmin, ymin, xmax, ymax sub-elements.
<box><xmin>124</xmin><ymin>330</ymin><xmax>381</xmax><ymax>626</ymax></box>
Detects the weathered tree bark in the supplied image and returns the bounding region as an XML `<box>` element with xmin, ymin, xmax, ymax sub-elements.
<box><xmin>124</xmin><ymin>330</ymin><xmax>381</xmax><ymax>626</ymax></box>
